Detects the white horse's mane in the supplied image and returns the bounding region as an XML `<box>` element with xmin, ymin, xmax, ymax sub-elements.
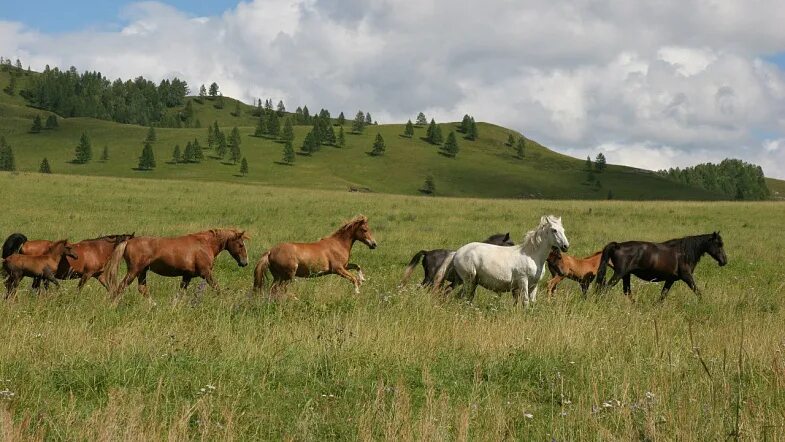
<box><xmin>520</xmin><ymin>215</ymin><xmax>561</xmax><ymax>253</ymax></box>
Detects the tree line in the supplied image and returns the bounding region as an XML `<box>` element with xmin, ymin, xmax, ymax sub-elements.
<box><xmin>658</xmin><ymin>159</ymin><xmax>770</xmax><ymax>200</ymax></box>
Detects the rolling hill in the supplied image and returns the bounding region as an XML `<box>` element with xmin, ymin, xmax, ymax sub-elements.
<box><xmin>0</xmin><ymin>68</ymin><xmax>769</xmax><ymax>200</ymax></box>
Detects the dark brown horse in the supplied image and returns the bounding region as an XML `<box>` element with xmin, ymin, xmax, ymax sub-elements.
<box><xmin>48</xmin><ymin>234</ymin><xmax>135</xmax><ymax>290</ymax></box>
<box><xmin>595</xmin><ymin>232</ymin><xmax>727</xmax><ymax>301</ymax></box>
<box><xmin>253</xmin><ymin>215</ymin><xmax>377</xmax><ymax>295</ymax></box>
<box><xmin>105</xmin><ymin>229</ymin><xmax>249</xmax><ymax>301</ymax></box>
<box><xmin>2</xmin><ymin>233</ymin><xmax>53</xmax><ymax>258</ymax></box>
<box><xmin>546</xmin><ymin>248</ymin><xmax>606</xmax><ymax>296</ymax></box>
<box><xmin>3</xmin><ymin>240</ymin><xmax>78</xmax><ymax>299</ymax></box>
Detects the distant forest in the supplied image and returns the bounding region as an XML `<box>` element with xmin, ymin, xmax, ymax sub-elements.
<box><xmin>20</xmin><ymin>66</ymin><xmax>188</xmax><ymax>126</ymax></box>
<box><xmin>658</xmin><ymin>159</ymin><xmax>770</xmax><ymax>200</ymax></box>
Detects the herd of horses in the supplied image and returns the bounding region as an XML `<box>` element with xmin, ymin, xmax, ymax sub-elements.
<box><xmin>1</xmin><ymin>214</ymin><xmax>728</xmax><ymax>304</ymax></box>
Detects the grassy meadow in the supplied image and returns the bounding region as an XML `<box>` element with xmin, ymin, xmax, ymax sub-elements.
<box><xmin>1</xmin><ymin>172</ymin><xmax>784</xmax><ymax>440</ymax></box>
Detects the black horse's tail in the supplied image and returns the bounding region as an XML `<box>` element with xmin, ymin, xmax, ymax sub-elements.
<box><xmin>2</xmin><ymin>233</ymin><xmax>28</xmax><ymax>259</ymax></box>
<box><xmin>595</xmin><ymin>242</ymin><xmax>619</xmax><ymax>287</ymax></box>
<box><xmin>400</xmin><ymin>250</ymin><xmax>427</xmax><ymax>287</ymax></box>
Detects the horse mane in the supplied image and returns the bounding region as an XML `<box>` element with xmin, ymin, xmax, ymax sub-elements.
<box><xmin>327</xmin><ymin>215</ymin><xmax>368</xmax><ymax>238</ymax></box>
<box><xmin>206</xmin><ymin>228</ymin><xmax>248</xmax><ymax>243</ymax></box>
<box><xmin>663</xmin><ymin>234</ymin><xmax>713</xmax><ymax>264</ymax></box>
<box><xmin>82</xmin><ymin>233</ymin><xmax>132</xmax><ymax>242</ymax></box>
<box><xmin>519</xmin><ymin>215</ymin><xmax>560</xmax><ymax>252</ymax></box>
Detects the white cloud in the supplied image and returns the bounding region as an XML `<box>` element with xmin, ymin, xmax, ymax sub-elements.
<box><xmin>1</xmin><ymin>0</ymin><xmax>785</xmax><ymax>178</ymax></box>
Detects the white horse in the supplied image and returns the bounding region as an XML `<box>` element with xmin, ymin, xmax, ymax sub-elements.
<box><xmin>439</xmin><ymin>215</ymin><xmax>569</xmax><ymax>306</ymax></box>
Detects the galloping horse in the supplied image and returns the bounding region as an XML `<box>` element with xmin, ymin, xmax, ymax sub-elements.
<box><xmin>3</xmin><ymin>240</ymin><xmax>78</xmax><ymax>299</ymax></box>
<box><xmin>400</xmin><ymin>233</ymin><xmax>514</xmax><ymax>289</ymax></box>
<box><xmin>595</xmin><ymin>232</ymin><xmax>727</xmax><ymax>301</ymax></box>
<box><xmin>48</xmin><ymin>234</ymin><xmax>135</xmax><ymax>290</ymax></box>
<box><xmin>546</xmin><ymin>248</ymin><xmax>607</xmax><ymax>296</ymax></box>
<box><xmin>2</xmin><ymin>233</ymin><xmax>53</xmax><ymax>258</ymax></box>
<box><xmin>254</xmin><ymin>215</ymin><xmax>377</xmax><ymax>295</ymax></box>
<box><xmin>105</xmin><ymin>229</ymin><xmax>249</xmax><ymax>301</ymax></box>
<box><xmin>436</xmin><ymin>215</ymin><xmax>569</xmax><ymax>306</ymax></box>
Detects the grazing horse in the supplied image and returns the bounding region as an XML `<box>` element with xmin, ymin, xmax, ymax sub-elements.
<box><xmin>400</xmin><ymin>233</ymin><xmax>514</xmax><ymax>289</ymax></box>
<box><xmin>595</xmin><ymin>232</ymin><xmax>727</xmax><ymax>301</ymax></box>
<box><xmin>437</xmin><ymin>215</ymin><xmax>569</xmax><ymax>306</ymax></box>
<box><xmin>3</xmin><ymin>240</ymin><xmax>78</xmax><ymax>299</ymax></box>
<box><xmin>105</xmin><ymin>229</ymin><xmax>249</xmax><ymax>301</ymax></box>
<box><xmin>253</xmin><ymin>215</ymin><xmax>377</xmax><ymax>295</ymax></box>
<box><xmin>546</xmin><ymin>248</ymin><xmax>607</xmax><ymax>296</ymax></box>
<box><xmin>2</xmin><ymin>233</ymin><xmax>53</xmax><ymax>258</ymax></box>
<box><xmin>48</xmin><ymin>233</ymin><xmax>135</xmax><ymax>290</ymax></box>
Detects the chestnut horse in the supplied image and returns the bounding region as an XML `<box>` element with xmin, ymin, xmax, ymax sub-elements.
<box><xmin>253</xmin><ymin>215</ymin><xmax>377</xmax><ymax>295</ymax></box>
<box><xmin>2</xmin><ymin>233</ymin><xmax>53</xmax><ymax>258</ymax></box>
<box><xmin>105</xmin><ymin>229</ymin><xmax>249</xmax><ymax>301</ymax></box>
<box><xmin>3</xmin><ymin>240</ymin><xmax>78</xmax><ymax>299</ymax></box>
<box><xmin>49</xmin><ymin>234</ymin><xmax>135</xmax><ymax>290</ymax></box>
<box><xmin>546</xmin><ymin>248</ymin><xmax>606</xmax><ymax>296</ymax></box>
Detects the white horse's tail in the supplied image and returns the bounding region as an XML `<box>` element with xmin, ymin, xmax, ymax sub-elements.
<box><xmin>432</xmin><ymin>251</ymin><xmax>455</xmax><ymax>289</ymax></box>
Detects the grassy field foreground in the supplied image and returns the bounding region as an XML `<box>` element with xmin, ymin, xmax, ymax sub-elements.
<box><xmin>0</xmin><ymin>172</ymin><xmax>784</xmax><ymax>440</ymax></box>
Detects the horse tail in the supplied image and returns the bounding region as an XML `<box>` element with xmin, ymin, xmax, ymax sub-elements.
<box><xmin>253</xmin><ymin>251</ymin><xmax>271</xmax><ymax>293</ymax></box>
<box><xmin>595</xmin><ymin>242</ymin><xmax>619</xmax><ymax>287</ymax></box>
<box><xmin>2</xmin><ymin>233</ymin><xmax>28</xmax><ymax>258</ymax></box>
<box><xmin>432</xmin><ymin>251</ymin><xmax>456</xmax><ymax>289</ymax></box>
<box><xmin>104</xmin><ymin>240</ymin><xmax>129</xmax><ymax>294</ymax></box>
<box><xmin>400</xmin><ymin>250</ymin><xmax>427</xmax><ymax>287</ymax></box>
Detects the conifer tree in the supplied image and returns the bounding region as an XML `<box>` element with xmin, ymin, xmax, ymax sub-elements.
<box><xmin>370</xmin><ymin>133</ymin><xmax>386</xmax><ymax>156</ymax></box>
<box><xmin>233</xmin><ymin>100</ymin><xmax>241</xmax><ymax>117</ymax></box>
<box><xmin>282</xmin><ymin>140</ymin><xmax>295</xmax><ymax>164</ymax></box>
<box><xmin>427</xmin><ymin>120</ymin><xmax>443</xmax><ymax>145</ymax></box>
<box><xmin>74</xmin><ymin>132</ymin><xmax>93</xmax><ymax>164</ymax></box>
<box><xmin>426</xmin><ymin>118</ymin><xmax>436</xmax><ymax>141</ymax></box>
<box><xmin>229</xmin><ymin>127</ymin><xmax>242</xmax><ymax>164</ymax></box>
<box><xmin>0</xmin><ymin>137</ymin><xmax>15</xmax><ymax>171</ymax></box>
<box><xmin>585</xmin><ymin>156</ymin><xmax>593</xmax><ymax>171</ymax></box>
<box><xmin>198</xmin><ymin>84</ymin><xmax>207</xmax><ymax>103</ymax></box>
<box><xmin>138</xmin><ymin>142</ymin><xmax>156</xmax><ymax>170</ymax></box>
<box><xmin>207</xmin><ymin>123</ymin><xmax>216</xmax><ymax>148</ymax></box>
<box><xmin>267</xmin><ymin>112</ymin><xmax>280</xmax><ymax>137</ymax></box>
<box><xmin>466</xmin><ymin>117</ymin><xmax>478</xmax><ymax>140</ymax></box>
<box><xmin>441</xmin><ymin>131</ymin><xmax>459</xmax><ymax>157</ymax></box>
<box><xmin>507</xmin><ymin>133</ymin><xmax>515</xmax><ymax>146</ymax></box>
<box><xmin>183</xmin><ymin>142</ymin><xmax>195</xmax><ymax>163</ymax></box>
<box><xmin>182</xmin><ymin>100</ymin><xmax>195</xmax><ymax>125</ymax></box>
<box><xmin>352</xmin><ymin>110</ymin><xmax>365</xmax><ymax>133</ymax></box>
<box><xmin>595</xmin><ymin>153</ymin><xmax>607</xmax><ymax>172</ymax></box>
<box><xmin>302</xmin><ymin>105</ymin><xmax>311</xmax><ymax>124</ymax></box>
<box><xmin>301</xmin><ymin>131</ymin><xmax>316</xmax><ymax>155</ymax></box>
<box><xmin>325</xmin><ymin>124</ymin><xmax>336</xmax><ymax>145</ymax></box>
<box><xmin>217</xmin><ymin>131</ymin><xmax>228</xmax><ymax>158</ymax></box>
<box><xmin>39</xmin><ymin>157</ymin><xmax>51</xmax><ymax>174</ymax></box>
<box><xmin>240</xmin><ymin>157</ymin><xmax>248</xmax><ymax>176</ymax></box>
<box><xmin>337</xmin><ymin>112</ymin><xmax>345</xmax><ymax>126</ymax></box>
<box><xmin>404</xmin><ymin>120</ymin><xmax>414</xmax><ymax>138</ymax></box>
<box><xmin>281</xmin><ymin>118</ymin><xmax>294</xmax><ymax>142</ymax></box>
<box><xmin>146</xmin><ymin>126</ymin><xmax>157</xmax><ymax>143</ymax></box>
<box><xmin>101</xmin><ymin>145</ymin><xmax>109</xmax><ymax>161</ymax></box>
<box><xmin>460</xmin><ymin>115</ymin><xmax>471</xmax><ymax>133</ymax></box>
<box><xmin>30</xmin><ymin>115</ymin><xmax>42</xmax><ymax>133</ymax></box>
<box><xmin>208</xmin><ymin>82</ymin><xmax>219</xmax><ymax>98</ymax></box>
<box><xmin>415</xmin><ymin>112</ymin><xmax>428</xmax><ymax>126</ymax></box>
<box><xmin>337</xmin><ymin>126</ymin><xmax>346</xmax><ymax>147</ymax></box>
<box><xmin>515</xmin><ymin>137</ymin><xmax>525</xmax><ymax>159</ymax></box>
<box><xmin>45</xmin><ymin>115</ymin><xmax>58</xmax><ymax>129</ymax></box>
<box><xmin>254</xmin><ymin>116</ymin><xmax>267</xmax><ymax>137</ymax></box>
<box><xmin>276</xmin><ymin>100</ymin><xmax>286</xmax><ymax>116</ymax></box>
<box><xmin>365</xmin><ymin>112</ymin><xmax>372</xmax><ymax>125</ymax></box>
<box><xmin>172</xmin><ymin>144</ymin><xmax>182</xmax><ymax>163</ymax></box>
<box><xmin>420</xmin><ymin>175</ymin><xmax>435</xmax><ymax>195</ymax></box>
<box><xmin>192</xmin><ymin>139</ymin><xmax>204</xmax><ymax>161</ymax></box>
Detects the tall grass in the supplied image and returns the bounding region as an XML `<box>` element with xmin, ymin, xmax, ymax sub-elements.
<box><xmin>0</xmin><ymin>172</ymin><xmax>784</xmax><ymax>440</ymax></box>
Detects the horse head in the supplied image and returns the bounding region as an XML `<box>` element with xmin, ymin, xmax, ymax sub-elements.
<box><xmin>224</xmin><ymin>229</ymin><xmax>250</xmax><ymax>267</ymax></box>
<box><xmin>541</xmin><ymin>215</ymin><xmax>569</xmax><ymax>252</ymax></box>
<box><xmin>707</xmin><ymin>231</ymin><xmax>727</xmax><ymax>266</ymax></box>
<box><xmin>51</xmin><ymin>239</ymin><xmax>78</xmax><ymax>260</ymax></box>
<box><xmin>349</xmin><ymin>216</ymin><xmax>377</xmax><ymax>249</ymax></box>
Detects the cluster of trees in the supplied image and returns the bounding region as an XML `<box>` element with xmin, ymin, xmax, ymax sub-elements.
<box><xmin>352</xmin><ymin>111</ymin><xmax>374</xmax><ymax>133</ymax></box>
<box><xmin>171</xmin><ymin>139</ymin><xmax>205</xmax><ymax>164</ymax></box>
<box><xmin>507</xmin><ymin>134</ymin><xmax>527</xmax><ymax>159</ymax></box>
<box><xmin>586</xmin><ymin>154</ymin><xmax>606</xmax><ymax>172</ymax></box>
<box><xmin>459</xmin><ymin>115</ymin><xmax>478</xmax><ymax>140</ymax></box>
<box><xmin>0</xmin><ymin>136</ymin><xmax>16</xmax><ymax>171</ymax></box>
<box><xmin>1</xmin><ymin>57</ymin><xmax>27</xmax><ymax>96</ymax></box>
<box><xmin>178</xmin><ymin>100</ymin><xmax>202</xmax><ymax>128</ymax></box>
<box><xmin>29</xmin><ymin>114</ymin><xmax>59</xmax><ymax>133</ymax></box>
<box><xmin>658</xmin><ymin>159</ymin><xmax>770</xmax><ymax>200</ymax></box>
<box><xmin>21</xmin><ymin>66</ymin><xmax>188</xmax><ymax>126</ymax></box>
<box><xmin>426</xmin><ymin>119</ymin><xmax>443</xmax><ymax>145</ymax></box>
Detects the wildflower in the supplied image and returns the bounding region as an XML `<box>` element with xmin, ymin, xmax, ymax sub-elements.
<box><xmin>523</xmin><ymin>413</ymin><xmax>534</xmax><ymax>419</ymax></box>
<box><xmin>0</xmin><ymin>389</ymin><xmax>15</xmax><ymax>400</ymax></box>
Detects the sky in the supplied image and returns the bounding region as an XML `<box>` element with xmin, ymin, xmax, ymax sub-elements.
<box><xmin>2</xmin><ymin>0</ymin><xmax>785</xmax><ymax>179</ymax></box>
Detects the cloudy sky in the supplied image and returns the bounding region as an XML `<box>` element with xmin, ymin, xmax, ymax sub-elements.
<box><xmin>3</xmin><ymin>0</ymin><xmax>785</xmax><ymax>178</ymax></box>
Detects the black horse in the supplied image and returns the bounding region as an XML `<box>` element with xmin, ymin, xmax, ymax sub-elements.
<box><xmin>2</xmin><ymin>233</ymin><xmax>28</xmax><ymax>258</ymax></box>
<box><xmin>400</xmin><ymin>233</ymin><xmax>515</xmax><ymax>289</ymax></box>
<box><xmin>596</xmin><ymin>232</ymin><xmax>727</xmax><ymax>301</ymax></box>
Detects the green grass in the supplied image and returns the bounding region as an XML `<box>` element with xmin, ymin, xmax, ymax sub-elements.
<box><xmin>1</xmin><ymin>172</ymin><xmax>784</xmax><ymax>440</ymax></box>
<box><xmin>766</xmin><ymin>178</ymin><xmax>785</xmax><ymax>200</ymax></box>
<box><xmin>0</xmin><ymin>70</ymin><xmax>728</xmax><ymax>200</ymax></box>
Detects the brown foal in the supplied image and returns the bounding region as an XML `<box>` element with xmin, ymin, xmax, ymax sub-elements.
<box><xmin>3</xmin><ymin>240</ymin><xmax>78</xmax><ymax>299</ymax></box>
<box><xmin>546</xmin><ymin>248</ymin><xmax>605</xmax><ymax>296</ymax></box>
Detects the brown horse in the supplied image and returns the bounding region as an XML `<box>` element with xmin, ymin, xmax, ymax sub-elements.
<box><xmin>546</xmin><ymin>248</ymin><xmax>607</xmax><ymax>296</ymax></box>
<box><xmin>49</xmin><ymin>234</ymin><xmax>135</xmax><ymax>290</ymax></box>
<box><xmin>105</xmin><ymin>229</ymin><xmax>249</xmax><ymax>301</ymax></box>
<box><xmin>253</xmin><ymin>215</ymin><xmax>377</xmax><ymax>295</ymax></box>
<box><xmin>3</xmin><ymin>240</ymin><xmax>78</xmax><ymax>299</ymax></box>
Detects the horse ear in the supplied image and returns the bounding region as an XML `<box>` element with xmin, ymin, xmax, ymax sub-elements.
<box><xmin>540</xmin><ymin>215</ymin><xmax>548</xmax><ymax>225</ymax></box>
<box><xmin>504</xmin><ymin>232</ymin><xmax>510</xmax><ymax>241</ymax></box>
<box><xmin>239</xmin><ymin>230</ymin><xmax>250</xmax><ymax>240</ymax></box>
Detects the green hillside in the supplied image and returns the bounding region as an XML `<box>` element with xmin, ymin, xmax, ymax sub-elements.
<box><xmin>0</xmin><ymin>69</ymin><xmax>733</xmax><ymax>199</ymax></box>
<box><xmin>766</xmin><ymin>178</ymin><xmax>785</xmax><ymax>200</ymax></box>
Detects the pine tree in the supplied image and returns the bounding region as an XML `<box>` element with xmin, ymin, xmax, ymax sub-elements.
<box><xmin>184</xmin><ymin>142</ymin><xmax>196</xmax><ymax>163</ymax></box>
<box><xmin>192</xmin><ymin>139</ymin><xmax>204</xmax><ymax>161</ymax></box>
<box><xmin>585</xmin><ymin>156</ymin><xmax>593</xmax><ymax>171</ymax></box>
<box><xmin>441</xmin><ymin>131</ymin><xmax>459</xmax><ymax>157</ymax></box>
<box><xmin>74</xmin><ymin>132</ymin><xmax>93</xmax><ymax>164</ymax></box>
<box><xmin>301</xmin><ymin>131</ymin><xmax>316</xmax><ymax>155</ymax></box>
<box><xmin>370</xmin><ymin>133</ymin><xmax>386</xmax><ymax>156</ymax></box>
<box><xmin>39</xmin><ymin>157</ymin><xmax>51</xmax><ymax>174</ymax></box>
<box><xmin>415</xmin><ymin>112</ymin><xmax>428</xmax><ymax>126</ymax></box>
<box><xmin>595</xmin><ymin>153</ymin><xmax>607</xmax><ymax>172</ymax></box>
<box><xmin>239</xmin><ymin>157</ymin><xmax>249</xmax><ymax>176</ymax></box>
<box><xmin>146</xmin><ymin>126</ymin><xmax>157</xmax><ymax>143</ymax></box>
<box><xmin>420</xmin><ymin>175</ymin><xmax>435</xmax><ymax>195</ymax></box>
<box><xmin>217</xmin><ymin>131</ymin><xmax>228</xmax><ymax>158</ymax></box>
<box><xmin>30</xmin><ymin>115</ymin><xmax>42</xmax><ymax>133</ymax></box>
<box><xmin>208</xmin><ymin>82</ymin><xmax>219</xmax><ymax>98</ymax></box>
<box><xmin>233</xmin><ymin>100</ymin><xmax>242</xmax><ymax>117</ymax></box>
<box><xmin>404</xmin><ymin>120</ymin><xmax>414</xmax><ymax>138</ymax></box>
<box><xmin>337</xmin><ymin>126</ymin><xmax>346</xmax><ymax>147</ymax></box>
<box><xmin>276</xmin><ymin>100</ymin><xmax>286</xmax><ymax>116</ymax></box>
<box><xmin>352</xmin><ymin>110</ymin><xmax>365</xmax><ymax>133</ymax></box>
<box><xmin>254</xmin><ymin>116</ymin><xmax>267</xmax><ymax>137</ymax></box>
<box><xmin>45</xmin><ymin>115</ymin><xmax>58</xmax><ymax>129</ymax></box>
<box><xmin>365</xmin><ymin>112</ymin><xmax>372</xmax><ymax>125</ymax></box>
<box><xmin>460</xmin><ymin>115</ymin><xmax>471</xmax><ymax>133</ymax></box>
<box><xmin>281</xmin><ymin>118</ymin><xmax>294</xmax><ymax>142</ymax></box>
<box><xmin>101</xmin><ymin>145</ymin><xmax>109</xmax><ymax>161</ymax></box>
<box><xmin>282</xmin><ymin>140</ymin><xmax>295</xmax><ymax>164</ymax></box>
<box><xmin>302</xmin><ymin>105</ymin><xmax>311</xmax><ymax>124</ymax></box>
<box><xmin>138</xmin><ymin>142</ymin><xmax>156</xmax><ymax>170</ymax></box>
<box><xmin>466</xmin><ymin>118</ymin><xmax>478</xmax><ymax>140</ymax></box>
<box><xmin>229</xmin><ymin>127</ymin><xmax>242</xmax><ymax>164</ymax></box>
<box><xmin>207</xmin><ymin>123</ymin><xmax>216</xmax><ymax>148</ymax></box>
<box><xmin>427</xmin><ymin>120</ymin><xmax>443</xmax><ymax>145</ymax></box>
<box><xmin>172</xmin><ymin>144</ymin><xmax>182</xmax><ymax>163</ymax></box>
<box><xmin>267</xmin><ymin>112</ymin><xmax>280</xmax><ymax>137</ymax></box>
<box><xmin>0</xmin><ymin>141</ymin><xmax>15</xmax><ymax>171</ymax></box>
<box><xmin>426</xmin><ymin>119</ymin><xmax>436</xmax><ymax>141</ymax></box>
<box><xmin>515</xmin><ymin>137</ymin><xmax>525</xmax><ymax>159</ymax></box>
<box><xmin>198</xmin><ymin>84</ymin><xmax>207</xmax><ymax>103</ymax></box>
<box><xmin>337</xmin><ymin>112</ymin><xmax>345</xmax><ymax>126</ymax></box>
<box><xmin>507</xmin><ymin>133</ymin><xmax>515</xmax><ymax>146</ymax></box>
<box><xmin>325</xmin><ymin>124</ymin><xmax>336</xmax><ymax>145</ymax></box>
<box><xmin>4</xmin><ymin>75</ymin><xmax>16</xmax><ymax>95</ymax></box>
<box><xmin>182</xmin><ymin>100</ymin><xmax>195</xmax><ymax>125</ymax></box>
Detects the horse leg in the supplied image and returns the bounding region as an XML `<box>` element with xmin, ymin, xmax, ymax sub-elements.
<box><xmin>547</xmin><ymin>275</ymin><xmax>563</xmax><ymax>297</ymax></box>
<box><xmin>336</xmin><ymin>267</ymin><xmax>361</xmax><ymax>294</ymax></box>
<box><xmin>77</xmin><ymin>273</ymin><xmax>92</xmax><ymax>291</ymax></box>
<box><xmin>681</xmin><ymin>272</ymin><xmax>701</xmax><ymax>299</ymax></box>
<box><xmin>180</xmin><ymin>276</ymin><xmax>192</xmax><ymax>291</ymax></box>
<box><xmin>580</xmin><ymin>277</ymin><xmax>591</xmax><ymax>297</ymax></box>
<box><xmin>528</xmin><ymin>283</ymin><xmax>539</xmax><ymax>304</ymax></box>
<box><xmin>136</xmin><ymin>269</ymin><xmax>152</xmax><ymax>302</ymax></box>
<box><xmin>346</xmin><ymin>263</ymin><xmax>365</xmax><ymax>284</ymax></box>
<box><xmin>96</xmin><ymin>273</ymin><xmax>110</xmax><ymax>291</ymax></box>
<box><xmin>203</xmin><ymin>272</ymin><xmax>220</xmax><ymax>294</ymax></box>
<box><xmin>5</xmin><ymin>274</ymin><xmax>20</xmax><ymax>300</ymax></box>
<box><xmin>622</xmin><ymin>274</ymin><xmax>632</xmax><ymax>300</ymax></box>
<box><xmin>659</xmin><ymin>280</ymin><xmax>675</xmax><ymax>302</ymax></box>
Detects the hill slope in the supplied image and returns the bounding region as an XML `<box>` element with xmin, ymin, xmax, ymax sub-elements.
<box><xmin>0</xmin><ymin>69</ymin><xmax>727</xmax><ymax>199</ymax></box>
